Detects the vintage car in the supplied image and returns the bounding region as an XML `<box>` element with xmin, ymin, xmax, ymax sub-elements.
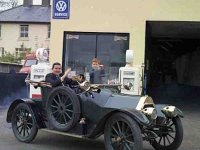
<box><xmin>6</xmin><ymin>80</ymin><xmax>184</xmax><ymax>150</ymax></box>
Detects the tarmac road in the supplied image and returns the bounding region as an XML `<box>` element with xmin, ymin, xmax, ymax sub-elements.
<box><xmin>0</xmin><ymin>105</ymin><xmax>200</xmax><ymax>150</ymax></box>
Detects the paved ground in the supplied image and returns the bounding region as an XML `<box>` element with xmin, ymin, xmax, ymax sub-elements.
<box><xmin>0</xmin><ymin>104</ymin><xmax>200</xmax><ymax>150</ymax></box>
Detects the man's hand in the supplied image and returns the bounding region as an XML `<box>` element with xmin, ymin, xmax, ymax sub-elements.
<box><xmin>61</xmin><ymin>68</ymin><xmax>71</xmax><ymax>81</ymax></box>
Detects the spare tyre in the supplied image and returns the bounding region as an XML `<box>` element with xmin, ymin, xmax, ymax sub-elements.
<box><xmin>46</xmin><ymin>86</ymin><xmax>80</xmax><ymax>131</ymax></box>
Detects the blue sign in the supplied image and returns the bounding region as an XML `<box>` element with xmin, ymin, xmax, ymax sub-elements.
<box><xmin>53</xmin><ymin>0</ymin><xmax>70</xmax><ymax>19</ymax></box>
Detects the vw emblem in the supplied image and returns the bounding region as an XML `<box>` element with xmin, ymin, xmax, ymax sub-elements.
<box><xmin>56</xmin><ymin>1</ymin><xmax>67</xmax><ymax>12</ymax></box>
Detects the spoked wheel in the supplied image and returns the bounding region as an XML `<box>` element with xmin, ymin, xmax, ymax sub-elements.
<box><xmin>11</xmin><ymin>103</ymin><xmax>38</xmax><ymax>143</ymax></box>
<box><xmin>46</xmin><ymin>86</ymin><xmax>80</xmax><ymax>131</ymax></box>
<box><xmin>151</xmin><ymin>117</ymin><xmax>183</xmax><ymax>150</ymax></box>
<box><xmin>104</xmin><ymin>113</ymin><xmax>143</xmax><ymax>150</ymax></box>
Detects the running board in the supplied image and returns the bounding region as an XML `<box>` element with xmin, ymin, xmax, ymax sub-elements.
<box><xmin>40</xmin><ymin>128</ymin><xmax>85</xmax><ymax>139</ymax></box>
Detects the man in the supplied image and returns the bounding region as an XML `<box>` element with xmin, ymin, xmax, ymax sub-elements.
<box><xmin>45</xmin><ymin>62</ymin><xmax>72</xmax><ymax>87</ymax></box>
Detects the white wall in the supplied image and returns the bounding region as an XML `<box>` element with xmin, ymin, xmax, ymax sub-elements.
<box><xmin>0</xmin><ymin>23</ymin><xmax>50</xmax><ymax>53</ymax></box>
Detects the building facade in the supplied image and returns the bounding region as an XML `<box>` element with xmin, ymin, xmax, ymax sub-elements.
<box><xmin>50</xmin><ymin>0</ymin><xmax>200</xmax><ymax>86</ymax></box>
<box><xmin>0</xmin><ymin>0</ymin><xmax>51</xmax><ymax>56</ymax></box>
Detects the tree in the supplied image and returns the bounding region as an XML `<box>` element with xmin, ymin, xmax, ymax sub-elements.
<box><xmin>0</xmin><ymin>0</ymin><xmax>18</xmax><ymax>11</ymax></box>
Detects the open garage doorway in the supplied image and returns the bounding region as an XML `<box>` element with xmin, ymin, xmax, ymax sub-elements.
<box><xmin>145</xmin><ymin>21</ymin><xmax>200</xmax><ymax>108</ymax></box>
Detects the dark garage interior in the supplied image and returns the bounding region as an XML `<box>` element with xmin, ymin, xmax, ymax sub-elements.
<box><xmin>145</xmin><ymin>21</ymin><xmax>200</xmax><ymax>108</ymax></box>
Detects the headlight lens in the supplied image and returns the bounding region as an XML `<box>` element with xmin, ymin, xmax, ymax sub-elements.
<box><xmin>142</xmin><ymin>107</ymin><xmax>157</xmax><ymax>120</ymax></box>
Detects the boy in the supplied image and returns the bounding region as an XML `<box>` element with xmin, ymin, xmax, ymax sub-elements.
<box><xmin>89</xmin><ymin>58</ymin><xmax>105</xmax><ymax>84</ymax></box>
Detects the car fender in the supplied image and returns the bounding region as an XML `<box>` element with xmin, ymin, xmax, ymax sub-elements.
<box><xmin>88</xmin><ymin>109</ymin><xmax>150</xmax><ymax>139</ymax></box>
<box><xmin>119</xmin><ymin>108</ymin><xmax>150</xmax><ymax>126</ymax></box>
<box><xmin>6</xmin><ymin>99</ymin><xmax>46</xmax><ymax>128</ymax></box>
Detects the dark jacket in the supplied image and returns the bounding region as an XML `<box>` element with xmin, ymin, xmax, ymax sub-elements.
<box><xmin>45</xmin><ymin>73</ymin><xmax>75</xmax><ymax>87</ymax></box>
<box><xmin>89</xmin><ymin>69</ymin><xmax>105</xmax><ymax>84</ymax></box>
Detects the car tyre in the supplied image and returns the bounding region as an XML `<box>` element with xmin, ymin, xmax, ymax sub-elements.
<box><xmin>104</xmin><ymin>112</ymin><xmax>143</xmax><ymax>150</ymax></box>
<box><xmin>151</xmin><ymin>117</ymin><xmax>183</xmax><ymax>150</ymax></box>
<box><xmin>46</xmin><ymin>86</ymin><xmax>80</xmax><ymax>131</ymax></box>
<box><xmin>11</xmin><ymin>103</ymin><xmax>38</xmax><ymax>143</ymax></box>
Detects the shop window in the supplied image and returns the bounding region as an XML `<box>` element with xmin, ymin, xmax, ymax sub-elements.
<box><xmin>20</xmin><ymin>25</ymin><xmax>29</xmax><ymax>38</ymax></box>
<box><xmin>63</xmin><ymin>32</ymin><xmax>129</xmax><ymax>83</ymax></box>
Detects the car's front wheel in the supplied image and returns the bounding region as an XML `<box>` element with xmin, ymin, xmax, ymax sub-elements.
<box><xmin>151</xmin><ymin>117</ymin><xmax>183</xmax><ymax>150</ymax></box>
<box><xmin>11</xmin><ymin>103</ymin><xmax>38</xmax><ymax>143</ymax></box>
<box><xmin>104</xmin><ymin>112</ymin><xmax>143</xmax><ymax>150</ymax></box>
<box><xmin>46</xmin><ymin>86</ymin><xmax>80</xmax><ymax>131</ymax></box>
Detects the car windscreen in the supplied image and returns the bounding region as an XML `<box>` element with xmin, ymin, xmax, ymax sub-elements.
<box><xmin>24</xmin><ymin>59</ymin><xmax>37</xmax><ymax>67</ymax></box>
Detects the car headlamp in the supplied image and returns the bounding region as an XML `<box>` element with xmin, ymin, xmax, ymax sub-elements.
<box><xmin>142</xmin><ymin>107</ymin><xmax>157</xmax><ymax>120</ymax></box>
<box><xmin>161</xmin><ymin>106</ymin><xmax>184</xmax><ymax>118</ymax></box>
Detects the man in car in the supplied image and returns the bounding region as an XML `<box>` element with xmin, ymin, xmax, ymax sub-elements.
<box><xmin>45</xmin><ymin>62</ymin><xmax>74</xmax><ymax>87</ymax></box>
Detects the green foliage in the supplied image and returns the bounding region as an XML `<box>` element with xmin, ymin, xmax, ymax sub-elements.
<box><xmin>0</xmin><ymin>51</ymin><xmax>16</xmax><ymax>63</ymax></box>
<box><xmin>0</xmin><ymin>48</ymin><xmax>31</xmax><ymax>63</ymax></box>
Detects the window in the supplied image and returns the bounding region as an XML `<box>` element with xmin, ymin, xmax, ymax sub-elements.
<box><xmin>0</xmin><ymin>47</ymin><xmax>4</xmax><ymax>57</ymax></box>
<box><xmin>63</xmin><ymin>32</ymin><xmax>129</xmax><ymax>83</ymax></box>
<box><xmin>20</xmin><ymin>25</ymin><xmax>29</xmax><ymax>38</ymax></box>
<box><xmin>0</xmin><ymin>24</ymin><xmax>1</xmax><ymax>37</ymax></box>
<box><xmin>48</xmin><ymin>25</ymin><xmax>51</xmax><ymax>38</ymax></box>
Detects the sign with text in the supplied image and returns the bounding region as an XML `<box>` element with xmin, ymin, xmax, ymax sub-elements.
<box><xmin>53</xmin><ymin>0</ymin><xmax>70</xmax><ymax>19</ymax></box>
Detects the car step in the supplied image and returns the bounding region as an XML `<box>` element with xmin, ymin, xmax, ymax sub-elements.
<box><xmin>40</xmin><ymin>128</ymin><xmax>85</xmax><ymax>139</ymax></box>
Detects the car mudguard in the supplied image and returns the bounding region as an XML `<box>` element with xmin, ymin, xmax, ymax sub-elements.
<box><xmin>88</xmin><ymin>109</ymin><xmax>150</xmax><ymax>139</ymax></box>
<box><xmin>6</xmin><ymin>99</ymin><xmax>46</xmax><ymax>128</ymax></box>
<box><xmin>119</xmin><ymin>108</ymin><xmax>150</xmax><ymax>126</ymax></box>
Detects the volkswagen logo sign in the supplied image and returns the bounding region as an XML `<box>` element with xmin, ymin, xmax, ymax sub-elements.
<box><xmin>56</xmin><ymin>1</ymin><xmax>67</xmax><ymax>12</ymax></box>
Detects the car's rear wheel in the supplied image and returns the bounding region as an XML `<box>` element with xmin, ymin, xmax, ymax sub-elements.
<box><xmin>104</xmin><ymin>112</ymin><xmax>143</xmax><ymax>150</ymax></box>
<box><xmin>46</xmin><ymin>86</ymin><xmax>80</xmax><ymax>131</ymax></box>
<box><xmin>151</xmin><ymin>117</ymin><xmax>183</xmax><ymax>150</ymax></box>
<box><xmin>11</xmin><ymin>103</ymin><xmax>38</xmax><ymax>143</ymax></box>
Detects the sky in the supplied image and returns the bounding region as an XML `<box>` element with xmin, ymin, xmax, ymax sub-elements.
<box><xmin>0</xmin><ymin>0</ymin><xmax>44</xmax><ymax>11</ymax></box>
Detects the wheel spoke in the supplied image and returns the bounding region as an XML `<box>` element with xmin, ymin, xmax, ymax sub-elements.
<box><xmin>52</xmin><ymin>109</ymin><xmax>59</xmax><ymax>114</ymax></box>
<box><xmin>54</xmin><ymin>112</ymin><xmax>61</xmax><ymax>121</ymax></box>
<box><xmin>163</xmin><ymin>136</ymin><xmax>166</xmax><ymax>146</ymax></box>
<box><xmin>57</xmin><ymin>94</ymin><xmax>62</xmax><ymax>104</ymax></box>
<box><xmin>116</xmin><ymin>121</ymin><xmax>122</xmax><ymax>135</ymax></box>
<box><xmin>169</xmin><ymin>123</ymin><xmax>174</xmax><ymax>127</ymax></box>
<box><xmin>125</xmin><ymin>142</ymin><xmax>132</xmax><ymax>150</ymax></box>
<box><xmin>64</xmin><ymin>112</ymin><xmax>72</xmax><ymax>120</ymax></box>
<box><xmin>27</xmin><ymin>122</ymin><xmax>33</xmax><ymax>126</ymax></box>
<box><xmin>125</xmin><ymin>139</ymin><xmax>135</xmax><ymax>145</ymax></box>
<box><xmin>53</xmin><ymin>98</ymin><xmax>60</xmax><ymax>106</ymax></box>
<box><xmin>167</xmin><ymin>133</ymin><xmax>175</xmax><ymax>139</ymax></box>
<box><xmin>23</xmin><ymin>126</ymin><xmax>26</xmax><ymax>137</ymax></box>
<box><xmin>63</xmin><ymin>96</ymin><xmax>69</xmax><ymax>104</ymax></box>
<box><xmin>19</xmin><ymin>126</ymin><xmax>23</xmax><ymax>134</ymax></box>
<box><xmin>124</xmin><ymin>124</ymin><xmax>131</xmax><ymax>135</ymax></box>
<box><xmin>166</xmin><ymin>134</ymin><xmax>171</xmax><ymax>145</ymax></box>
<box><xmin>62</xmin><ymin>114</ymin><xmax>67</xmax><ymax>124</ymax></box>
<box><xmin>25</xmin><ymin>126</ymin><xmax>30</xmax><ymax>136</ymax></box>
<box><xmin>17</xmin><ymin>123</ymin><xmax>23</xmax><ymax>129</ymax></box>
<box><xmin>65</xmin><ymin>102</ymin><xmax>72</xmax><ymax>108</ymax></box>
<box><xmin>158</xmin><ymin>136</ymin><xmax>162</xmax><ymax>144</ymax></box>
<box><xmin>65</xmin><ymin>108</ymin><xmax>73</xmax><ymax>113</ymax></box>
<box><xmin>112</xmin><ymin>125</ymin><xmax>119</xmax><ymax>135</ymax></box>
<box><xmin>51</xmin><ymin>105</ymin><xmax>59</xmax><ymax>109</ymax></box>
